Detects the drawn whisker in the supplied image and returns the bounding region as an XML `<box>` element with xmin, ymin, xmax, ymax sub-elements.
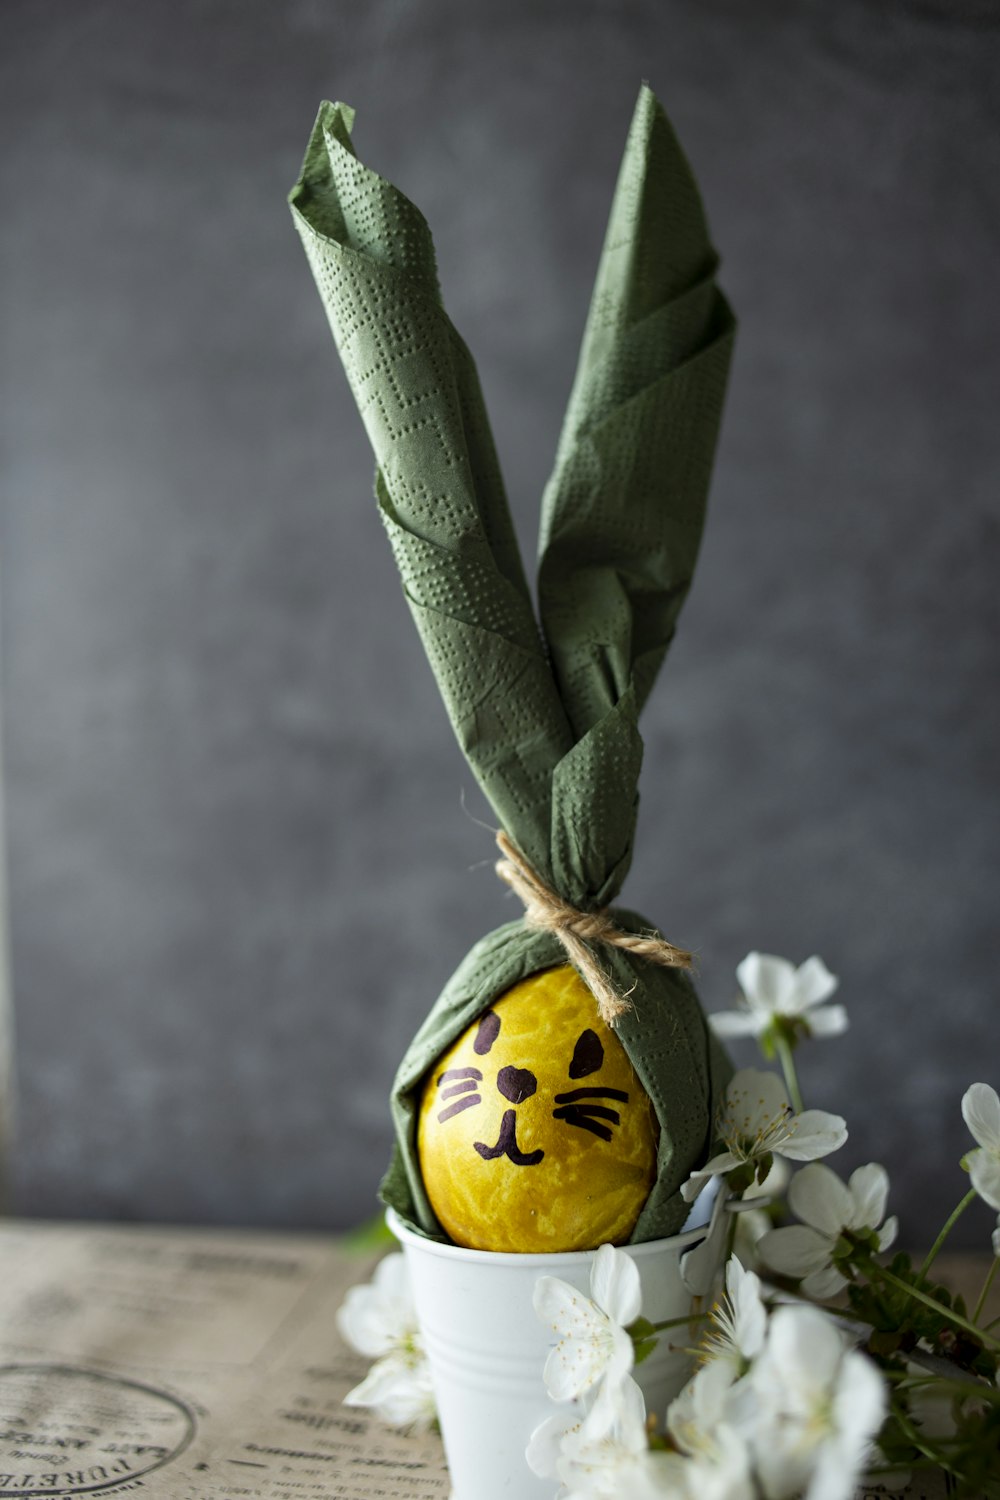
<box><xmin>553</xmin><ymin>1104</ymin><xmax>621</xmax><ymax>1126</ymax></box>
<box><xmin>552</xmin><ymin>1105</ymin><xmax>619</xmax><ymax>1142</ymax></box>
<box><xmin>554</xmin><ymin>1087</ymin><xmax>628</xmax><ymax>1105</ymax></box>
<box><xmin>438</xmin><ymin>1094</ymin><xmax>482</xmax><ymax>1123</ymax></box>
<box><xmin>440</xmin><ymin>1080</ymin><xmax>478</xmax><ymax>1100</ymax></box>
<box><xmin>439</xmin><ymin>1067</ymin><xmax>483</xmax><ymax>1084</ymax></box>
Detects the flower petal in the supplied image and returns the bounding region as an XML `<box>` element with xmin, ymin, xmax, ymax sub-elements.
<box><xmin>606</xmin><ymin>1321</ymin><xmax>638</xmax><ymax>1388</ymax></box>
<box><xmin>832</xmin><ymin>1351</ymin><xmax>888</xmax><ymax>1453</ymax></box>
<box><xmin>680</xmin><ymin>1171</ymin><xmax>710</xmax><ymax>1203</ymax></box>
<box><xmin>526</xmin><ymin>1413</ymin><xmax>577</xmax><ymax>1478</ymax></box>
<box><xmin>963</xmin><ymin>1083</ymin><xmax>1000</xmax><ymax>1153</ymax></box>
<box><xmin>668</xmin><ymin>1360</ymin><xmax>736</xmax><ymax>1455</ymax></box>
<box><xmin>846</xmin><ymin>1163</ymin><xmax>889</xmax><ymax>1231</ymax></box>
<box><xmin>709</xmin><ymin>1009</ymin><xmax>762</xmax><ymax>1039</ymax></box>
<box><xmin>765</xmin><ymin>1303</ymin><xmax>846</xmax><ymax>1389</ymax></box>
<box><xmin>543</xmin><ymin>1333</ymin><xmax>609</xmax><ymax>1402</ymax></box>
<box><xmin>759</xmin><ymin>1224</ymin><xmax>833</xmax><ymax>1278</ymax></box>
<box><xmin>681</xmin><ymin>1153</ymin><xmax>740</xmax><ymax>1201</ymax></box>
<box><xmin>969</xmin><ymin>1149</ymin><xmax>1000</xmax><ymax>1212</ymax></box>
<box><xmin>582</xmin><ymin>1372</ymin><xmax>647</xmax><ymax>1443</ymax></box>
<box><xmin>780</xmin><ymin>1109</ymin><xmax>848</xmax><ymax>1161</ymax></box>
<box><xmin>591</xmin><ymin>1243</ymin><xmax>642</xmax><ymax>1326</ymax></box>
<box><xmin>801</xmin><ymin>1264</ymin><xmax>849</xmax><ymax>1300</ymax></box>
<box><xmin>372</xmin><ymin>1250</ymin><xmax>412</xmax><ymax>1302</ymax></box>
<box><xmin>630</xmin><ymin>1452</ymin><xmax>696</xmax><ymax>1500</ymax></box>
<box><xmin>343</xmin><ymin>1357</ymin><xmax>402</xmax><ymax>1408</ymax></box>
<box><xmin>724</xmin><ymin>1069</ymin><xmax>790</xmax><ymax>1139</ymax></box>
<box><xmin>733</xmin><ymin>1206</ymin><xmax>771</xmax><ymax>1266</ymax></box>
<box><xmin>337</xmin><ymin>1283</ymin><xmax>397</xmax><ymax>1358</ymax></box>
<box><xmin>736</xmin><ymin>952</ymin><xmax>796</xmax><ymax>1012</ymax></box>
<box><xmin>534</xmin><ymin>1274</ymin><xmax>603</xmax><ymax>1339</ymax></box>
<box><xmin>877</xmin><ymin>1216</ymin><xmax>898</xmax><ymax>1253</ymax></box>
<box><xmin>344</xmin><ymin>1354</ymin><xmax>436</xmax><ymax>1429</ymax></box>
<box><xmin>807</xmin><ymin>1383</ymin><xmax>881</xmax><ymax>1500</ymax></box>
<box><xmin>791</xmin><ymin>956</ymin><xmax>839</xmax><ymax>1012</ymax></box>
<box><xmin>789</xmin><ymin>1162</ymin><xmax>853</xmax><ymax>1235</ymax></box>
<box><xmin>336</xmin><ymin>1253</ymin><xmax>416</xmax><ymax>1360</ymax></box>
<box><xmin>804</xmin><ymin>1004</ymin><xmax>849</xmax><ymax>1038</ymax></box>
<box><xmin>726</xmin><ymin>1258</ymin><xmax>768</xmax><ymax>1359</ymax></box>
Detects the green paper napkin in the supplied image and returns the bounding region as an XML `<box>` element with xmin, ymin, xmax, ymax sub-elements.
<box><xmin>290</xmin><ymin>86</ymin><xmax>736</xmax><ymax>1241</ymax></box>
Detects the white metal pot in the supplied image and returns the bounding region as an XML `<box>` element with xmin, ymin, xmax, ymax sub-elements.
<box><xmin>387</xmin><ymin>1188</ymin><xmax>728</xmax><ymax>1500</ymax></box>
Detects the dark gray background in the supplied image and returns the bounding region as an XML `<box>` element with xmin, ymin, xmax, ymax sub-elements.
<box><xmin>2</xmin><ymin>0</ymin><xmax>998</xmax><ymax>1246</ymax></box>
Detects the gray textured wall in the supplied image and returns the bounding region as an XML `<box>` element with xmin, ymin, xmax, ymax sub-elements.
<box><xmin>2</xmin><ymin>0</ymin><xmax>998</xmax><ymax>1245</ymax></box>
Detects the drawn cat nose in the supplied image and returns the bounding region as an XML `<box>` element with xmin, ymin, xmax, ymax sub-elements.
<box><xmin>496</xmin><ymin>1066</ymin><xmax>537</xmax><ymax>1104</ymax></box>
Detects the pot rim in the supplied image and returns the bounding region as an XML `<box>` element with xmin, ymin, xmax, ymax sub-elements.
<box><xmin>385</xmin><ymin>1194</ymin><xmax>714</xmax><ymax>1268</ymax></box>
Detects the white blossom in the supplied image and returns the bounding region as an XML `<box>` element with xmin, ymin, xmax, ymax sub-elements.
<box><xmin>699</xmin><ymin>1256</ymin><xmax>767</xmax><ymax>1377</ymax></box>
<box><xmin>749</xmin><ymin>1304</ymin><xmax>887</xmax><ymax>1500</ymax></box>
<box><xmin>682</xmin><ymin>1069</ymin><xmax>847</xmax><ymax>1203</ymax></box>
<box><xmin>338</xmin><ymin>1252</ymin><xmax>415</xmax><ymax>1359</ymax></box>
<box><xmin>664</xmin><ymin>1361</ymin><xmax>756</xmax><ymax>1500</ymax></box>
<box><xmin>337</xmin><ymin>1253</ymin><xmax>435</xmax><ymax>1430</ymax></box>
<box><xmin>711</xmin><ymin>953</ymin><xmax>846</xmax><ymax>1043</ymax></box>
<box><xmin>629</xmin><ymin>1368</ymin><xmax>755</xmax><ymax>1500</ymax></box>
<box><xmin>534</xmin><ymin>1243</ymin><xmax>641</xmax><ymax>1404</ymax></box>
<box><xmin>525</xmin><ymin>1411</ymin><xmax>580</xmax><ymax>1482</ymax></box>
<box><xmin>551</xmin><ymin>1375</ymin><xmax>651</xmax><ymax>1499</ymax></box>
<box><xmin>962</xmin><ymin>1082</ymin><xmax>1000</xmax><ymax>1211</ymax></box>
<box><xmin>759</xmin><ymin>1162</ymin><xmax>897</xmax><ymax>1298</ymax></box>
<box><xmin>627</xmin><ymin>1439</ymin><xmax>752</xmax><ymax>1500</ymax></box>
<box><xmin>342</xmin><ymin>1355</ymin><xmax>436</xmax><ymax>1429</ymax></box>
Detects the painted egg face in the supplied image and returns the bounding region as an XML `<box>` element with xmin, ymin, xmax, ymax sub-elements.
<box><xmin>416</xmin><ymin>965</ymin><xmax>659</xmax><ymax>1253</ymax></box>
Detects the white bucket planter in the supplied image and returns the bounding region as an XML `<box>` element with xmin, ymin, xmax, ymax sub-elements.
<box><xmin>387</xmin><ymin>1189</ymin><xmax>729</xmax><ymax>1500</ymax></box>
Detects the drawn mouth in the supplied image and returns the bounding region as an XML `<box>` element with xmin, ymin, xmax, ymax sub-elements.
<box><xmin>474</xmin><ymin>1108</ymin><xmax>544</xmax><ymax>1166</ymax></box>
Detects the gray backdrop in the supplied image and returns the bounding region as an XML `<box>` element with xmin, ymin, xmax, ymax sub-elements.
<box><xmin>2</xmin><ymin>0</ymin><xmax>998</xmax><ymax>1246</ymax></box>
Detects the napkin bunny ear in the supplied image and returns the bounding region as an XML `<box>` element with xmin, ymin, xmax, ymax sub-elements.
<box><xmin>291</xmin><ymin>102</ymin><xmax>573</xmax><ymax>885</ymax></box>
<box><xmin>538</xmin><ymin>87</ymin><xmax>736</xmax><ymax>907</ymax></box>
<box><xmin>539</xmin><ymin>85</ymin><xmax>736</xmax><ymax>741</ymax></box>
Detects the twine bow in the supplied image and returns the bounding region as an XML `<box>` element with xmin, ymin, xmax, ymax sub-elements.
<box><xmin>494</xmin><ymin>830</ymin><xmax>693</xmax><ymax>1025</ymax></box>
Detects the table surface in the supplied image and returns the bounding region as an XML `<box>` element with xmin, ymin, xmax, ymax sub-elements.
<box><xmin>0</xmin><ymin>1220</ymin><xmax>991</xmax><ymax>1500</ymax></box>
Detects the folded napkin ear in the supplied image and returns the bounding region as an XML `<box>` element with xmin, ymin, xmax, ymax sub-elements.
<box><xmin>290</xmin><ymin>102</ymin><xmax>573</xmax><ymax>888</ymax></box>
<box><xmin>540</xmin><ymin>86</ymin><xmax>736</xmax><ymax>734</ymax></box>
<box><xmin>539</xmin><ymin>86</ymin><xmax>736</xmax><ymax>904</ymax></box>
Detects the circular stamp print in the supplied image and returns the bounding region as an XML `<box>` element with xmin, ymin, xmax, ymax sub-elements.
<box><xmin>0</xmin><ymin>1365</ymin><xmax>195</xmax><ymax>1497</ymax></box>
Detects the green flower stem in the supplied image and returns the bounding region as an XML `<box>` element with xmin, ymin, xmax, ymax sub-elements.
<box><xmin>724</xmin><ymin>1204</ymin><xmax>739</xmax><ymax>1264</ymax></box>
<box><xmin>899</xmin><ymin>1373</ymin><xmax>1000</xmax><ymax>1405</ymax></box>
<box><xmin>917</xmin><ymin>1188</ymin><xmax>977</xmax><ymax>1282</ymax></box>
<box><xmin>865</xmin><ymin>1261</ymin><xmax>1000</xmax><ymax>1351</ymax></box>
<box><xmin>868</xmin><ymin>1458</ymin><xmax>952</xmax><ymax>1475</ymax></box>
<box><xmin>772</xmin><ymin>1030</ymin><xmax>804</xmax><ymax>1113</ymax></box>
<box><xmin>647</xmin><ymin>1311</ymin><xmax>710</xmax><ymax>1333</ymax></box>
<box><xmin>886</xmin><ymin>1402</ymin><xmax>979</xmax><ymax>1484</ymax></box>
<box><xmin>888</xmin><ymin>1407</ymin><xmax>954</xmax><ymax>1470</ymax></box>
<box><xmin>973</xmin><ymin>1256</ymin><xmax>1000</xmax><ymax>1325</ymax></box>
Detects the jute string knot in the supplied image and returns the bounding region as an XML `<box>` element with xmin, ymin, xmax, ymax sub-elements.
<box><xmin>494</xmin><ymin>830</ymin><xmax>693</xmax><ymax>1025</ymax></box>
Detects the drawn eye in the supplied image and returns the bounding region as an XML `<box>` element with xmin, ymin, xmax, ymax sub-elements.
<box><xmin>552</xmin><ymin>1087</ymin><xmax>628</xmax><ymax>1142</ymax></box>
<box><xmin>474</xmin><ymin>1011</ymin><xmax>501</xmax><ymax>1056</ymax></box>
<box><xmin>569</xmin><ymin>1028</ymin><xmax>604</xmax><ymax>1079</ymax></box>
<box><xmin>436</xmin><ymin>1067</ymin><xmax>483</xmax><ymax>1122</ymax></box>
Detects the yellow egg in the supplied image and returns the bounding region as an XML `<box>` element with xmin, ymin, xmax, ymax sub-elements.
<box><xmin>416</xmin><ymin>965</ymin><xmax>659</xmax><ymax>1253</ymax></box>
